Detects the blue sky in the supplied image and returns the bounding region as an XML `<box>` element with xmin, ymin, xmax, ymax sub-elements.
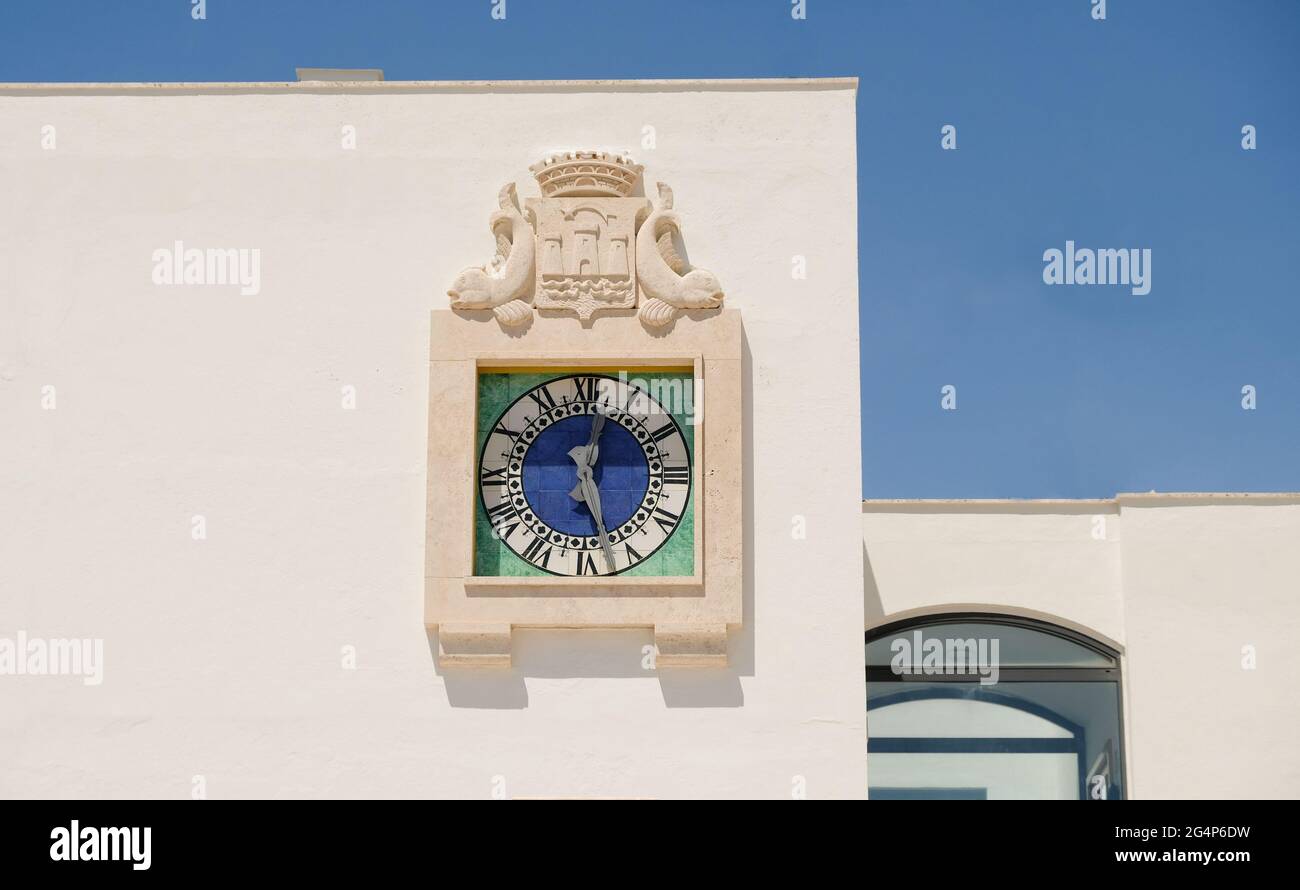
<box><xmin>3</xmin><ymin>0</ymin><xmax>1297</xmax><ymax>498</ymax></box>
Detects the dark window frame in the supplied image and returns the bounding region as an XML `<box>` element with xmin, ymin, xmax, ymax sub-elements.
<box><xmin>865</xmin><ymin>612</ymin><xmax>1127</xmax><ymax>800</ymax></box>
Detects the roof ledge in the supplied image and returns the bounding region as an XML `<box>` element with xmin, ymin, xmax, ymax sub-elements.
<box><xmin>862</xmin><ymin>492</ymin><xmax>1300</xmax><ymax>512</ymax></box>
<box><xmin>295</xmin><ymin>68</ymin><xmax>384</xmax><ymax>82</ymax></box>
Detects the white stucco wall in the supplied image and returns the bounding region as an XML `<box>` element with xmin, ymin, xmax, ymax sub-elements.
<box><xmin>862</xmin><ymin>495</ymin><xmax>1300</xmax><ymax>800</ymax></box>
<box><xmin>862</xmin><ymin>500</ymin><xmax>1125</xmax><ymax>645</ymax></box>
<box><xmin>1115</xmin><ymin>495</ymin><xmax>1300</xmax><ymax>800</ymax></box>
<box><xmin>0</xmin><ymin>79</ymin><xmax>865</xmax><ymax>799</ymax></box>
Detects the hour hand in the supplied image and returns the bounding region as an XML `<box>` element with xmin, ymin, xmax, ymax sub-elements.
<box><xmin>568</xmin><ymin>408</ymin><xmax>607</xmax><ymax>498</ymax></box>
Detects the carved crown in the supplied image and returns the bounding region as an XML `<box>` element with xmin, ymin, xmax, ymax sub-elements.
<box><xmin>529</xmin><ymin>151</ymin><xmax>643</xmax><ymax>198</ymax></box>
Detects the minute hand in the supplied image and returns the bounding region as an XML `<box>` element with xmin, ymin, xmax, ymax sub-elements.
<box><xmin>568</xmin><ymin>409</ymin><xmax>616</xmax><ymax>574</ymax></box>
<box><xmin>576</xmin><ymin>466</ymin><xmax>616</xmax><ymax>573</ymax></box>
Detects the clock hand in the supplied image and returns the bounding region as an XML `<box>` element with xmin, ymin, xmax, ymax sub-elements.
<box><xmin>585</xmin><ymin>407</ymin><xmax>606</xmax><ymax>453</ymax></box>
<box><xmin>583</xmin><ymin>407</ymin><xmax>606</xmax><ymax>470</ymax></box>
<box><xmin>565</xmin><ymin>409</ymin><xmax>615</xmax><ymax>573</ymax></box>
<box><xmin>584</xmin><ymin>408</ymin><xmax>617</xmax><ymax>572</ymax></box>
<box><xmin>576</xmin><ymin>466</ymin><xmax>616</xmax><ymax>573</ymax></box>
<box><xmin>567</xmin><ymin>408</ymin><xmax>607</xmax><ymax>478</ymax></box>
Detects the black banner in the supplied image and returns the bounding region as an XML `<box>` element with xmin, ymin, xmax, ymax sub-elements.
<box><xmin>0</xmin><ymin>801</ymin><xmax>1275</xmax><ymax>876</ymax></box>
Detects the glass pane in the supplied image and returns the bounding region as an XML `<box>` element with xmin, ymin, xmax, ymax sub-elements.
<box><xmin>867</xmin><ymin>681</ymin><xmax>1125</xmax><ymax>800</ymax></box>
<box><xmin>866</xmin><ymin>621</ymin><xmax>1115</xmax><ymax>669</ymax></box>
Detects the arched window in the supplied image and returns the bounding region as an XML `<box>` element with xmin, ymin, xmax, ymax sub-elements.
<box><xmin>866</xmin><ymin>614</ymin><xmax>1125</xmax><ymax>800</ymax></box>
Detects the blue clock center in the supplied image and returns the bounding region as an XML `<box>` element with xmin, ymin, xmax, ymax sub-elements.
<box><xmin>521</xmin><ymin>413</ymin><xmax>649</xmax><ymax>536</ymax></box>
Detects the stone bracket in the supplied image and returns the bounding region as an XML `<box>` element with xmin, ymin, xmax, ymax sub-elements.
<box><xmin>435</xmin><ymin>623</ymin><xmax>731</xmax><ymax>668</ymax></box>
<box><xmin>654</xmin><ymin>623</ymin><xmax>729</xmax><ymax>667</ymax></box>
<box><xmin>437</xmin><ymin>622</ymin><xmax>513</xmax><ymax>667</ymax></box>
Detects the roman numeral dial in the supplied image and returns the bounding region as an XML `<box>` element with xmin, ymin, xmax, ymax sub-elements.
<box><xmin>477</xmin><ymin>372</ymin><xmax>693</xmax><ymax>577</ymax></box>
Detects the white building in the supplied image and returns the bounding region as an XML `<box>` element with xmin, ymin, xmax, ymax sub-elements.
<box><xmin>0</xmin><ymin>76</ymin><xmax>1294</xmax><ymax>799</ymax></box>
<box><xmin>863</xmin><ymin>494</ymin><xmax>1300</xmax><ymax>800</ymax></box>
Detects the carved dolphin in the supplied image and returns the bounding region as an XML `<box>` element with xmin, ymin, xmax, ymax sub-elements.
<box><xmin>447</xmin><ymin>182</ymin><xmax>535</xmax><ymax>326</ymax></box>
<box><xmin>635</xmin><ymin>182</ymin><xmax>724</xmax><ymax>327</ymax></box>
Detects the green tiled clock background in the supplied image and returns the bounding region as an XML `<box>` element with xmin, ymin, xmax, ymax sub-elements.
<box><xmin>474</xmin><ymin>370</ymin><xmax>695</xmax><ymax>577</ymax></box>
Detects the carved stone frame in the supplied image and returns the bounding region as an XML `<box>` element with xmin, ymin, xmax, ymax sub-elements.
<box><xmin>426</xmin><ymin>309</ymin><xmax>743</xmax><ymax>667</ymax></box>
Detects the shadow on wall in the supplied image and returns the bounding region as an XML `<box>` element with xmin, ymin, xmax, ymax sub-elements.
<box><xmin>429</xmin><ymin>326</ymin><xmax>756</xmax><ymax>710</ymax></box>
<box><xmin>863</xmin><ymin>542</ymin><xmax>885</xmax><ymax>627</ymax></box>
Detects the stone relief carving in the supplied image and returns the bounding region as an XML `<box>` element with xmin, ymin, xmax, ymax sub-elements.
<box><xmin>635</xmin><ymin>182</ymin><xmax>725</xmax><ymax>327</ymax></box>
<box><xmin>526</xmin><ymin>151</ymin><xmax>646</xmax><ymax>320</ymax></box>
<box><xmin>446</xmin><ymin>182</ymin><xmax>535</xmax><ymax>327</ymax></box>
<box><xmin>446</xmin><ymin>153</ymin><xmax>724</xmax><ymax>327</ymax></box>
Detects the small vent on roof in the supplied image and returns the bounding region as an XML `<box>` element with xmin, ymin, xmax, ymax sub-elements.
<box><xmin>295</xmin><ymin>68</ymin><xmax>384</xmax><ymax>82</ymax></box>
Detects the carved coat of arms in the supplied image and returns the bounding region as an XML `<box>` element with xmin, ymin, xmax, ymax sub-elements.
<box><xmin>446</xmin><ymin>151</ymin><xmax>723</xmax><ymax>327</ymax></box>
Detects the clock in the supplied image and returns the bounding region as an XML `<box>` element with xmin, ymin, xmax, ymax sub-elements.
<box><xmin>475</xmin><ymin>370</ymin><xmax>694</xmax><ymax>577</ymax></box>
<box><xmin>429</xmin><ymin>154</ymin><xmax>740</xmax><ymax>667</ymax></box>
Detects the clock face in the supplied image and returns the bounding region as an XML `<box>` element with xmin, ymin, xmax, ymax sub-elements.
<box><xmin>475</xmin><ymin>371</ymin><xmax>694</xmax><ymax>577</ymax></box>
